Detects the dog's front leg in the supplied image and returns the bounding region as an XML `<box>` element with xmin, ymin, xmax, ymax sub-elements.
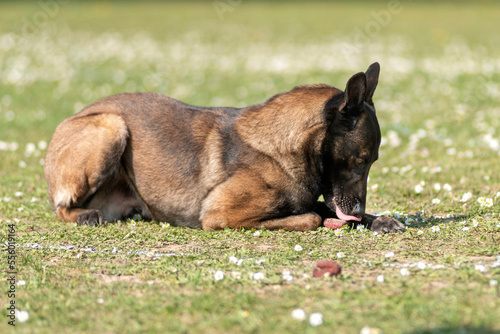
<box><xmin>361</xmin><ymin>214</ymin><xmax>405</xmax><ymax>233</ymax></box>
<box><xmin>200</xmin><ymin>174</ymin><xmax>323</xmax><ymax>231</ymax></box>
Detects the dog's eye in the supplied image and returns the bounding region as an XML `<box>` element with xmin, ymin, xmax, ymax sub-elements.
<box><xmin>356</xmin><ymin>158</ymin><xmax>364</xmax><ymax>165</ymax></box>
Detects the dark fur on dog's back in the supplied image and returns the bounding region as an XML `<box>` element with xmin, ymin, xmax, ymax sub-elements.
<box><xmin>44</xmin><ymin>63</ymin><xmax>405</xmax><ymax>233</ymax></box>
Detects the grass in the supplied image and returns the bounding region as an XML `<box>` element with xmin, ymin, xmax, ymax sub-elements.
<box><xmin>1</xmin><ymin>1</ymin><xmax>499</xmax><ymax>333</ymax></box>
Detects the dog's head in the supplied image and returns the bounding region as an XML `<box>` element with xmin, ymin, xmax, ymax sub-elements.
<box><xmin>321</xmin><ymin>63</ymin><xmax>381</xmax><ymax>221</ymax></box>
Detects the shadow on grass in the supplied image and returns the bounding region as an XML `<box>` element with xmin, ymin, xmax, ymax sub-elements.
<box><xmin>411</xmin><ymin>328</ymin><xmax>500</xmax><ymax>334</ymax></box>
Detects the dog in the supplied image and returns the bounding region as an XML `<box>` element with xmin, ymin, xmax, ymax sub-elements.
<box><xmin>44</xmin><ymin>62</ymin><xmax>405</xmax><ymax>233</ymax></box>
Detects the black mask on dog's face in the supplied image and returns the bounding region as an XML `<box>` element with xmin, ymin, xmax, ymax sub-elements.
<box><xmin>321</xmin><ymin>63</ymin><xmax>381</xmax><ymax>221</ymax></box>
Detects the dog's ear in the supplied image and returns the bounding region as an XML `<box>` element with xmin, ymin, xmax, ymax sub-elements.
<box><xmin>365</xmin><ymin>62</ymin><xmax>380</xmax><ymax>104</ymax></box>
<box><xmin>324</xmin><ymin>73</ymin><xmax>366</xmax><ymax>131</ymax></box>
<box><xmin>345</xmin><ymin>72</ymin><xmax>367</xmax><ymax>107</ymax></box>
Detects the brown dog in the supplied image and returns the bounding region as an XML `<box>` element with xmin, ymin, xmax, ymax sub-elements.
<box><xmin>44</xmin><ymin>63</ymin><xmax>404</xmax><ymax>233</ymax></box>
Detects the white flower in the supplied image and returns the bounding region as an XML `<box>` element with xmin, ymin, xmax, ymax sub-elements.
<box><xmin>462</xmin><ymin>227</ymin><xmax>469</xmax><ymax>231</ymax></box>
<box><xmin>475</xmin><ymin>264</ymin><xmax>486</xmax><ymax>273</ymax></box>
<box><xmin>400</xmin><ymin>268</ymin><xmax>410</xmax><ymax>276</ymax></box>
<box><xmin>336</xmin><ymin>252</ymin><xmax>344</xmax><ymax>258</ymax></box>
<box><xmin>253</xmin><ymin>272</ymin><xmax>265</xmax><ymax>281</ymax></box>
<box><xmin>309</xmin><ymin>312</ymin><xmax>323</xmax><ymax>327</ymax></box>
<box><xmin>385</xmin><ymin>251</ymin><xmax>394</xmax><ymax>258</ymax></box>
<box><xmin>335</xmin><ymin>229</ymin><xmax>343</xmax><ymax>237</ymax></box>
<box><xmin>371</xmin><ymin>184</ymin><xmax>378</xmax><ymax>192</ymax></box>
<box><xmin>432</xmin><ymin>198</ymin><xmax>441</xmax><ymax>204</ymax></box>
<box><xmin>483</xmin><ymin>198</ymin><xmax>493</xmax><ymax>207</ymax></box>
<box><xmin>372</xmin><ymin>231</ymin><xmax>378</xmax><ymax>236</ymax></box>
<box><xmin>160</xmin><ymin>222</ymin><xmax>170</xmax><ymax>228</ymax></box>
<box><xmin>433</xmin><ymin>183</ymin><xmax>441</xmax><ymax>191</ymax></box>
<box><xmin>15</xmin><ymin>191</ymin><xmax>23</xmax><ymax>197</ymax></box>
<box><xmin>376</xmin><ymin>275</ymin><xmax>385</xmax><ymax>283</ymax></box>
<box><xmin>291</xmin><ymin>308</ymin><xmax>306</xmax><ymax>321</ymax></box>
<box><xmin>214</xmin><ymin>270</ymin><xmax>225</xmax><ymax>281</ymax></box>
<box><xmin>146</xmin><ymin>252</ymin><xmax>154</xmax><ymax>257</ymax></box>
<box><xmin>477</xmin><ymin>197</ymin><xmax>486</xmax><ymax>206</ymax></box>
<box><xmin>356</xmin><ymin>224</ymin><xmax>365</xmax><ymax>231</ymax></box>
<box><xmin>229</xmin><ymin>256</ymin><xmax>238</xmax><ymax>264</ymax></box>
<box><xmin>170</xmin><ymin>267</ymin><xmax>178</xmax><ymax>273</ymax></box>
<box><xmin>17</xmin><ymin>310</ymin><xmax>29</xmax><ymax>323</ymax></box>
<box><xmin>97</xmin><ymin>297</ymin><xmax>105</xmax><ymax>304</ymax></box>
<box><xmin>38</xmin><ymin>140</ymin><xmax>47</xmax><ymax>150</ymax></box>
<box><xmin>294</xmin><ymin>244</ymin><xmax>303</xmax><ymax>252</ymax></box>
<box><xmin>472</xmin><ymin>220</ymin><xmax>479</xmax><ymax>227</ymax></box>
<box><xmin>405</xmin><ymin>218</ymin><xmax>415</xmax><ymax>226</ymax></box>
<box><xmin>459</xmin><ymin>192</ymin><xmax>473</xmax><ymax>202</ymax></box>
<box><xmin>132</xmin><ymin>214</ymin><xmax>142</xmax><ymax>221</ymax></box>
<box><xmin>490</xmin><ymin>279</ymin><xmax>498</xmax><ymax>287</ymax></box>
<box><xmin>17</xmin><ymin>280</ymin><xmax>26</xmax><ymax>286</ymax></box>
<box><xmin>417</xmin><ymin>262</ymin><xmax>426</xmax><ymax>270</ymax></box>
<box><xmin>231</xmin><ymin>271</ymin><xmax>241</xmax><ymax>279</ymax></box>
<box><xmin>417</xmin><ymin>230</ymin><xmax>424</xmax><ymax>235</ymax></box>
<box><xmin>443</xmin><ymin>184</ymin><xmax>452</xmax><ymax>191</ymax></box>
<box><xmin>282</xmin><ymin>270</ymin><xmax>293</xmax><ymax>282</ymax></box>
<box><xmin>414</xmin><ymin>184</ymin><xmax>423</xmax><ymax>194</ymax></box>
<box><xmin>253</xmin><ymin>230</ymin><xmax>261</xmax><ymax>237</ymax></box>
<box><xmin>431</xmin><ymin>225</ymin><xmax>440</xmax><ymax>232</ymax></box>
<box><xmin>360</xmin><ymin>326</ymin><xmax>383</xmax><ymax>334</ymax></box>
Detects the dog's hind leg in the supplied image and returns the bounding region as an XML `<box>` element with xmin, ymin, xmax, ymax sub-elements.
<box><xmin>44</xmin><ymin>113</ymin><xmax>138</xmax><ymax>226</ymax></box>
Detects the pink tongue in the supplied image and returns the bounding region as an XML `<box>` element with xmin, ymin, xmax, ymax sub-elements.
<box><xmin>335</xmin><ymin>203</ymin><xmax>362</xmax><ymax>222</ymax></box>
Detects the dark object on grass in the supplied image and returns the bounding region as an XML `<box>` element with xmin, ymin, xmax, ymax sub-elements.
<box><xmin>313</xmin><ymin>261</ymin><xmax>341</xmax><ymax>277</ymax></box>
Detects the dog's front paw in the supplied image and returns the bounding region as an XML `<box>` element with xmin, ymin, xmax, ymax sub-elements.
<box><xmin>76</xmin><ymin>209</ymin><xmax>105</xmax><ymax>227</ymax></box>
<box><xmin>369</xmin><ymin>216</ymin><xmax>405</xmax><ymax>233</ymax></box>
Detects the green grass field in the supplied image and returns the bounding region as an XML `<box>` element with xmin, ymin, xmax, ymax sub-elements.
<box><xmin>1</xmin><ymin>1</ymin><xmax>499</xmax><ymax>333</ymax></box>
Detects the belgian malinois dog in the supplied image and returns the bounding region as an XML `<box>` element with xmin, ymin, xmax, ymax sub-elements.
<box><xmin>45</xmin><ymin>62</ymin><xmax>404</xmax><ymax>233</ymax></box>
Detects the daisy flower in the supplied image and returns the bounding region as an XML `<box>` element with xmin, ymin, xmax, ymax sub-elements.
<box><xmin>291</xmin><ymin>308</ymin><xmax>306</xmax><ymax>321</ymax></box>
<box><xmin>433</xmin><ymin>183</ymin><xmax>441</xmax><ymax>191</ymax></box>
<box><xmin>17</xmin><ymin>310</ymin><xmax>29</xmax><ymax>323</ymax></box>
<box><xmin>432</xmin><ymin>198</ymin><xmax>441</xmax><ymax>204</ymax></box>
<box><xmin>17</xmin><ymin>280</ymin><xmax>26</xmax><ymax>286</ymax></box>
<box><xmin>294</xmin><ymin>244</ymin><xmax>303</xmax><ymax>252</ymax></box>
<box><xmin>146</xmin><ymin>251</ymin><xmax>154</xmax><ymax>257</ymax></box>
<box><xmin>376</xmin><ymin>275</ymin><xmax>384</xmax><ymax>283</ymax></box>
<box><xmin>385</xmin><ymin>251</ymin><xmax>394</xmax><ymax>258</ymax></box>
<box><xmin>431</xmin><ymin>225</ymin><xmax>440</xmax><ymax>232</ymax></box>
<box><xmin>160</xmin><ymin>222</ymin><xmax>170</xmax><ymax>228</ymax></box>
<box><xmin>405</xmin><ymin>218</ymin><xmax>415</xmax><ymax>226</ymax></box>
<box><xmin>475</xmin><ymin>264</ymin><xmax>486</xmax><ymax>273</ymax></box>
<box><xmin>309</xmin><ymin>312</ymin><xmax>323</xmax><ymax>327</ymax></box>
<box><xmin>334</xmin><ymin>229</ymin><xmax>343</xmax><ymax>237</ymax></box>
<box><xmin>417</xmin><ymin>230</ymin><xmax>424</xmax><ymax>235</ymax></box>
<box><xmin>229</xmin><ymin>256</ymin><xmax>238</xmax><ymax>264</ymax></box>
<box><xmin>490</xmin><ymin>279</ymin><xmax>498</xmax><ymax>287</ymax></box>
<box><xmin>170</xmin><ymin>267</ymin><xmax>178</xmax><ymax>273</ymax></box>
<box><xmin>462</xmin><ymin>227</ymin><xmax>469</xmax><ymax>231</ymax></box>
<box><xmin>253</xmin><ymin>230</ymin><xmax>261</xmax><ymax>237</ymax></box>
<box><xmin>252</xmin><ymin>272</ymin><xmax>265</xmax><ymax>281</ymax></box>
<box><xmin>356</xmin><ymin>224</ymin><xmax>365</xmax><ymax>231</ymax></box>
<box><xmin>336</xmin><ymin>252</ymin><xmax>344</xmax><ymax>258</ymax></box>
<box><xmin>132</xmin><ymin>214</ymin><xmax>142</xmax><ymax>221</ymax></box>
<box><xmin>400</xmin><ymin>268</ymin><xmax>410</xmax><ymax>276</ymax></box>
<box><xmin>484</xmin><ymin>198</ymin><xmax>493</xmax><ymax>207</ymax></box>
<box><xmin>459</xmin><ymin>192</ymin><xmax>472</xmax><ymax>202</ymax></box>
<box><xmin>214</xmin><ymin>270</ymin><xmax>225</xmax><ymax>281</ymax></box>
<box><xmin>477</xmin><ymin>197</ymin><xmax>486</xmax><ymax>205</ymax></box>
<box><xmin>414</xmin><ymin>184</ymin><xmax>423</xmax><ymax>194</ymax></box>
<box><xmin>130</xmin><ymin>220</ymin><xmax>136</xmax><ymax>226</ymax></box>
<box><xmin>231</xmin><ymin>271</ymin><xmax>241</xmax><ymax>280</ymax></box>
<box><xmin>472</xmin><ymin>220</ymin><xmax>479</xmax><ymax>227</ymax></box>
<box><xmin>443</xmin><ymin>184</ymin><xmax>452</xmax><ymax>191</ymax></box>
<box><xmin>282</xmin><ymin>270</ymin><xmax>293</xmax><ymax>282</ymax></box>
